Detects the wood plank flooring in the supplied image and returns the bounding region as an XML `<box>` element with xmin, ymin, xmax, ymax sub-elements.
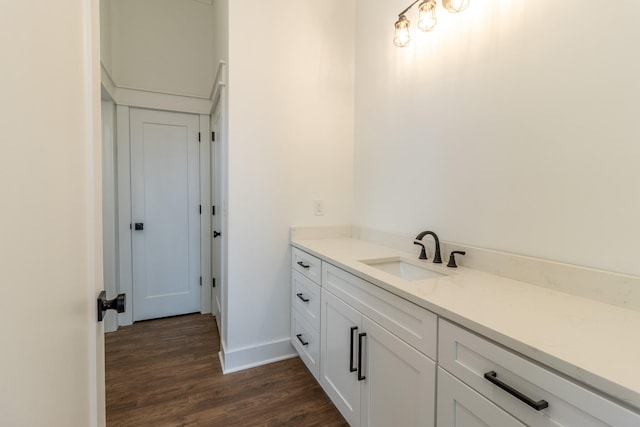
<box><xmin>105</xmin><ymin>314</ymin><xmax>347</xmax><ymax>426</ymax></box>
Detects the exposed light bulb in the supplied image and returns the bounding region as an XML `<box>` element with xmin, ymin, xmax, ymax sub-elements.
<box><xmin>417</xmin><ymin>0</ymin><xmax>437</xmax><ymax>32</ymax></box>
<box><xmin>393</xmin><ymin>15</ymin><xmax>411</xmax><ymax>47</ymax></box>
<box><xmin>442</xmin><ymin>0</ymin><xmax>470</xmax><ymax>13</ymax></box>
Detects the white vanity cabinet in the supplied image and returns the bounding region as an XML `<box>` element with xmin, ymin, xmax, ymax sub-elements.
<box><xmin>291</xmin><ymin>247</ymin><xmax>323</xmax><ymax>379</ymax></box>
<box><xmin>320</xmin><ymin>263</ymin><xmax>437</xmax><ymax>427</ymax></box>
<box><xmin>438</xmin><ymin>319</ymin><xmax>640</xmax><ymax>427</ymax></box>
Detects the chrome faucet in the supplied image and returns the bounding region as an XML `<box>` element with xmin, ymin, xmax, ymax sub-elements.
<box><xmin>414</xmin><ymin>231</ymin><xmax>442</xmax><ymax>263</ymax></box>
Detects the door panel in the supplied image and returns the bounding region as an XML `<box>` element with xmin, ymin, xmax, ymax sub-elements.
<box><xmin>130</xmin><ymin>108</ymin><xmax>200</xmax><ymax>321</ymax></box>
<box><xmin>361</xmin><ymin>317</ymin><xmax>436</xmax><ymax>427</ymax></box>
<box><xmin>320</xmin><ymin>289</ymin><xmax>362</xmax><ymax>427</ymax></box>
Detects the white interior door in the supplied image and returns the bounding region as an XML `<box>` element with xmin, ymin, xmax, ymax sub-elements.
<box><xmin>210</xmin><ymin>104</ymin><xmax>222</xmax><ymax>324</ymax></box>
<box><xmin>130</xmin><ymin>108</ymin><xmax>201</xmax><ymax>321</ymax></box>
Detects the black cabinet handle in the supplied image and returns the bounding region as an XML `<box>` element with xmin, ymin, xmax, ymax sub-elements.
<box><xmin>296</xmin><ymin>293</ymin><xmax>310</xmax><ymax>303</ymax></box>
<box><xmin>349</xmin><ymin>327</ymin><xmax>358</xmax><ymax>373</ymax></box>
<box><xmin>297</xmin><ymin>261</ymin><xmax>310</xmax><ymax>269</ymax></box>
<box><xmin>296</xmin><ymin>334</ymin><xmax>309</xmax><ymax>346</ymax></box>
<box><xmin>213</xmin><ymin>231</ymin><xmax>221</xmax><ymax>238</ymax></box>
<box><xmin>357</xmin><ymin>333</ymin><xmax>367</xmax><ymax>381</ymax></box>
<box><xmin>134</xmin><ymin>222</ymin><xmax>144</xmax><ymax>231</ymax></box>
<box><xmin>484</xmin><ymin>371</ymin><xmax>549</xmax><ymax>411</ymax></box>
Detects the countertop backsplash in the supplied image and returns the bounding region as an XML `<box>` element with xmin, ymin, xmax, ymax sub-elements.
<box><xmin>291</xmin><ymin>225</ymin><xmax>640</xmax><ymax>312</ymax></box>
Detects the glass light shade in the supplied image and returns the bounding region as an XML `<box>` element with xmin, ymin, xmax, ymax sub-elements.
<box><xmin>417</xmin><ymin>0</ymin><xmax>437</xmax><ymax>32</ymax></box>
<box><xmin>442</xmin><ymin>0</ymin><xmax>470</xmax><ymax>13</ymax></box>
<box><xmin>393</xmin><ymin>15</ymin><xmax>411</xmax><ymax>47</ymax></box>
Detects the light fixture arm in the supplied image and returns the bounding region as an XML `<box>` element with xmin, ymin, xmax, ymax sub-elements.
<box><xmin>398</xmin><ymin>0</ymin><xmax>421</xmax><ymax>17</ymax></box>
<box><xmin>393</xmin><ymin>0</ymin><xmax>471</xmax><ymax>46</ymax></box>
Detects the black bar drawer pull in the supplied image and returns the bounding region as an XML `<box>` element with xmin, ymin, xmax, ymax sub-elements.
<box><xmin>296</xmin><ymin>334</ymin><xmax>309</xmax><ymax>346</ymax></box>
<box><xmin>349</xmin><ymin>327</ymin><xmax>358</xmax><ymax>373</ymax></box>
<box><xmin>357</xmin><ymin>333</ymin><xmax>367</xmax><ymax>381</ymax></box>
<box><xmin>484</xmin><ymin>371</ymin><xmax>549</xmax><ymax>411</ymax></box>
<box><xmin>297</xmin><ymin>261</ymin><xmax>310</xmax><ymax>269</ymax></box>
<box><xmin>296</xmin><ymin>293</ymin><xmax>310</xmax><ymax>303</ymax></box>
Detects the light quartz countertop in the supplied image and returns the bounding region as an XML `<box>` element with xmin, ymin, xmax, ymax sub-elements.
<box><xmin>291</xmin><ymin>236</ymin><xmax>640</xmax><ymax>411</ymax></box>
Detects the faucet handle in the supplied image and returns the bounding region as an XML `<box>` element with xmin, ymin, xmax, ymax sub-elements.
<box><xmin>413</xmin><ymin>241</ymin><xmax>428</xmax><ymax>260</ymax></box>
<box><xmin>447</xmin><ymin>251</ymin><xmax>466</xmax><ymax>268</ymax></box>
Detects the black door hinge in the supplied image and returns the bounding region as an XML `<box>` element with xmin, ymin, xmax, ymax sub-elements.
<box><xmin>212</xmin><ymin>205</ymin><xmax>216</xmax><ymax>215</ymax></box>
<box><xmin>212</xmin><ymin>278</ymin><xmax>216</xmax><ymax>288</ymax></box>
<box><xmin>212</xmin><ymin>132</ymin><xmax>215</xmax><ymax>142</ymax></box>
<box><xmin>199</xmin><ymin>276</ymin><xmax>202</xmax><ymax>287</ymax></box>
<box><xmin>199</xmin><ymin>204</ymin><xmax>202</xmax><ymax>214</ymax></box>
<box><xmin>198</xmin><ymin>132</ymin><xmax>201</xmax><ymax>142</ymax></box>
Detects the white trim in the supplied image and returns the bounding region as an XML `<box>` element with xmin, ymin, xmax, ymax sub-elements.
<box><xmin>101</xmin><ymin>100</ymin><xmax>118</xmax><ymax>334</ymax></box>
<box><xmin>101</xmin><ymin>62</ymin><xmax>212</xmax><ymax>115</ymax></box>
<box><xmin>219</xmin><ymin>338</ymin><xmax>297</xmax><ymax>374</ymax></box>
<box><xmin>115</xmin><ymin>87</ymin><xmax>211</xmax><ymax>115</ymax></box>
<box><xmin>209</xmin><ymin>61</ymin><xmax>227</xmax><ymax>112</ymax></box>
<box><xmin>115</xmin><ymin>83</ymin><xmax>210</xmax><ymax>100</ymax></box>
<box><xmin>199</xmin><ymin>114</ymin><xmax>212</xmax><ymax>314</ymax></box>
<box><xmin>116</xmin><ymin>105</ymin><xmax>133</xmax><ymax>327</ymax></box>
<box><xmin>100</xmin><ymin>63</ymin><xmax>116</xmax><ymax>102</ymax></box>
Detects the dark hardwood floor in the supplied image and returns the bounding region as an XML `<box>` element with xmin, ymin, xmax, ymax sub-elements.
<box><xmin>105</xmin><ymin>313</ymin><xmax>347</xmax><ymax>426</ymax></box>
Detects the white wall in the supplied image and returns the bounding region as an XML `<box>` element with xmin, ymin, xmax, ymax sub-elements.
<box><xmin>354</xmin><ymin>0</ymin><xmax>640</xmax><ymax>277</ymax></box>
<box><xmin>223</xmin><ymin>0</ymin><xmax>355</xmax><ymax>365</ymax></box>
<box><xmin>100</xmin><ymin>0</ymin><xmax>113</xmax><ymax>73</ymax></box>
<box><xmin>110</xmin><ymin>0</ymin><xmax>214</xmax><ymax>98</ymax></box>
<box><xmin>212</xmin><ymin>0</ymin><xmax>228</xmax><ymax>75</ymax></box>
<box><xmin>0</xmin><ymin>0</ymin><xmax>104</xmax><ymax>425</ymax></box>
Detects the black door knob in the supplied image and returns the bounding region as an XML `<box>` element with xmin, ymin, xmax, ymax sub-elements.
<box><xmin>97</xmin><ymin>291</ymin><xmax>126</xmax><ymax>322</ymax></box>
<box><xmin>134</xmin><ymin>223</ymin><xmax>144</xmax><ymax>230</ymax></box>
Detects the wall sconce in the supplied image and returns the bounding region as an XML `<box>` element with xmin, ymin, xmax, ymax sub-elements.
<box><xmin>393</xmin><ymin>0</ymin><xmax>471</xmax><ymax>47</ymax></box>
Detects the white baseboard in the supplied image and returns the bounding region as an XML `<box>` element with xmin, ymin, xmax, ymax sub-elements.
<box><xmin>219</xmin><ymin>338</ymin><xmax>297</xmax><ymax>374</ymax></box>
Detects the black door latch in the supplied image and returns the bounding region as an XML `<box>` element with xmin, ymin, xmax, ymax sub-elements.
<box><xmin>97</xmin><ymin>291</ymin><xmax>126</xmax><ymax>322</ymax></box>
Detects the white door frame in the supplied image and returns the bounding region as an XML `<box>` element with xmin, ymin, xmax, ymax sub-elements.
<box><xmin>116</xmin><ymin>106</ymin><xmax>211</xmax><ymax>327</ymax></box>
<box><xmin>209</xmin><ymin>66</ymin><xmax>228</xmax><ymax>343</ymax></box>
<box><xmin>101</xmin><ymin>99</ymin><xmax>118</xmax><ymax>333</ymax></box>
<box><xmin>199</xmin><ymin>114</ymin><xmax>213</xmax><ymax>316</ymax></box>
<box><xmin>210</xmin><ymin>101</ymin><xmax>221</xmax><ymax>323</ymax></box>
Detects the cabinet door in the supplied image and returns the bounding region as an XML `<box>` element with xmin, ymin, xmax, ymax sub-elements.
<box><xmin>438</xmin><ymin>368</ymin><xmax>526</xmax><ymax>427</ymax></box>
<box><xmin>361</xmin><ymin>317</ymin><xmax>436</xmax><ymax>427</ymax></box>
<box><xmin>321</xmin><ymin>289</ymin><xmax>362</xmax><ymax>427</ymax></box>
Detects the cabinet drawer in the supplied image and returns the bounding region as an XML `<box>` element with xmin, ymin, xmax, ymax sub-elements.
<box><xmin>292</xmin><ymin>308</ymin><xmax>320</xmax><ymax>379</ymax></box>
<box><xmin>292</xmin><ymin>270</ymin><xmax>321</xmax><ymax>331</ymax></box>
<box><xmin>437</xmin><ymin>367</ymin><xmax>525</xmax><ymax>427</ymax></box>
<box><xmin>292</xmin><ymin>247</ymin><xmax>322</xmax><ymax>285</ymax></box>
<box><xmin>439</xmin><ymin>319</ymin><xmax>640</xmax><ymax>426</ymax></box>
<box><xmin>323</xmin><ymin>263</ymin><xmax>437</xmax><ymax>360</ymax></box>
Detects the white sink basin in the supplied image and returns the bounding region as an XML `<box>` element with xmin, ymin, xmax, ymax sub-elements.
<box><xmin>359</xmin><ymin>257</ymin><xmax>447</xmax><ymax>281</ymax></box>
